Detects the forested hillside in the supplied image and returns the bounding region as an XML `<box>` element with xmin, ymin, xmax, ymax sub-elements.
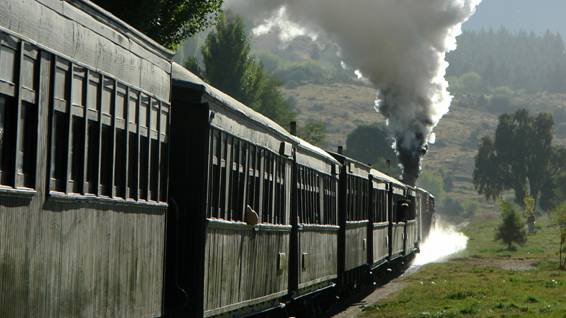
<box><xmin>447</xmin><ymin>29</ymin><xmax>566</xmax><ymax>93</ymax></box>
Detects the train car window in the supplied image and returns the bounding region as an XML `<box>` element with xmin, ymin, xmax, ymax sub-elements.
<box><xmin>86</xmin><ymin>120</ymin><xmax>99</xmax><ymax>194</ymax></box>
<box><xmin>322</xmin><ymin>174</ymin><xmax>337</xmax><ymax>225</ymax></box>
<box><xmin>345</xmin><ymin>175</ymin><xmax>370</xmax><ymax>221</ymax></box>
<box><xmin>149</xmin><ymin>100</ymin><xmax>161</xmax><ymax>201</ymax></box>
<box><xmin>127</xmin><ymin>91</ymin><xmax>139</xmax><ymax>199</ymax></box>
<box><xmin>219</xmin><ymin>132</ymin><xmax>227</xmax><ymax>218</ymax></box>
<box><xmin>70</xmin><ymin>114</ymin><xmax>84</xmax><ymax>193</ymax></box>
<box><xmin>206</xmin><ymin>128</ymin><xmax>288</xmax><ymax>224</ymax></box>
<box><xmin>0</xmin><ymin>95</ymin><xmax>15</xmax><ymax>186</ymax></box>
<box><xmin>370</xmin><ymin>187</ymin><xmax>388</xmax><ymax>223</ymax></box>
<box><xmin>50</xmin><ymin>111</ymin><xmax>67</xmax><ymax>192</ymax></box>
<box><xmin>159</xmin><ymin>105</ymin><xmax>168</xmax><ymax>202</ymax></box>
<box><xmin>46</xmin><ymin>57</ymin><xmax>169</xmax><ymax>204</ymax></box>
<box><xmin>262</xmin><ymin>150</ymin><xmax>272</xmax><ymax>223</ymax></box>
<box><xmin>113</xmin><ymin>85</ymin><xmax>127</xmax><ymax>199</ymax></box>
<box><xmin>18</xmin><ymin>100</ymin><xmax>37</xmax><ymax>189</ymax></box>
<box><xmin>297</xmin><ymin>165</ymin><xmax>336</xmax><ymax>225</ymax></box>
<box><xmin>138</xmin><ymin>95</ymin><xmax>150</xmax><ymax>200</ymax></box>
<box><xmin>0</xmin><ymin>41</ymin><xmax>39</xmax><ymax>191</ymax></box>
<box><xmin>99</xmin><ymin>124</ymin><xmax>113</xmax><ymax>196</ymax></box>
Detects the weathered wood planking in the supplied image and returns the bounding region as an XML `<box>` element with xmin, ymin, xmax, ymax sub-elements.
<box><xmin>391</xmin><ymin>222</ymin><xmax>405</xmax><ymax>258</ymax></box>
<box><xmin>372</xmin><ymin>222</ymin><xmax>388</xmax><ymax>265</ymax></box>
<box><xmin>344</xmin><ymin>221</ymin><xmax>368</xmax><ymax>271</ymax></box>
<box><xmin>0</xmin><ymin>198</ymin><xmax>166</xmax><ymax>318</ymax></box>
<box><xmin>405</xmin><ymin>220</ymin><xmax>418</xmax><ymax>254</ymax></box>
<box><xmin>297</xmin><ymin>226</ymin><xmax>338</xmax><ymax>289</ymax></box>
<box><xmin>203</xmin><ymin>221</ymin><xmax>290</xmax><ymax>317</ymax></box>
<box><xmin>0</xmin><ymin>1</ymin><xmax>171</xmax><ymax>317</ymax></box>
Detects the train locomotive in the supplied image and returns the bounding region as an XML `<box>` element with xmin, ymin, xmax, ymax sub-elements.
<box><xmin>0</xmin><ymin>1</ymin><xmax>435</xmax><ymax>317</ymax></box>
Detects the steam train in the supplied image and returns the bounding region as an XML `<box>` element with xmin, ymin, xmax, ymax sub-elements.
<box><xmin>0</xmin><ymin>1</ymin><xmax>434</xmax><ymax>317</ymax></box>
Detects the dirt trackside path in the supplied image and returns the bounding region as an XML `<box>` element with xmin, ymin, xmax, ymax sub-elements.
<box><xmin>331</xmin><ymin>266</ymin><xmax>423</xmax><ymax>318</ymax></box>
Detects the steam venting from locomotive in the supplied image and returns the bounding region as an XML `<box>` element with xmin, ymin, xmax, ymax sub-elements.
<box><xmin>225</xmin><ymin>0</ymin><xmax>482</xmax><ymax>185</ymax></box>
<box><xmin>413</xmin><ymin>218</ymin><xmax>468</xmax><ymax>266</ymax></box>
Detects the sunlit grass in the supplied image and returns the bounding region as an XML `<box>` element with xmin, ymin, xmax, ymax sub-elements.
<box><xmin>361</xmin><ymin>214</ymin><xmax>566</xmax><ymax>317</ymax></box>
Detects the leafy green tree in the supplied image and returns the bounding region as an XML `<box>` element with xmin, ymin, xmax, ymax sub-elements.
<box><xmin>495</xmin><ymin>201</ymin><xmax>527</xmax><ymax>250</ymax></box>
<box><xmin>257</xmin><ymin>77</ymin><xmax>296</xmax><ymax>128</ymax></box>
<box><xmin>202</xmin><ymin>14</ymin><xmax>263</xmax><ymax>109</ymax></box>
<box><xmin>184</xmin><ymin>56</ymin><xmax>204</xmax><ymax>78</ymax></box>
<box><xmin>298</xmin><ymin>120</ymin><xmax>326</xmax><ymax>146</ymax></box>
<box><xmin>200</xmin><ymin>13</ymin><xmax>295</xmax><ymax>126</ymax></box>
<box><xmin>473</xmin><ymin>110</ymin><xmax>558</xmax><ymax>206</ymax></box>
<box><xmin>92</xmin><ymin>0</ymin><xmax>222</xmax><ymax>49</ymax></box>
<box><xmin>454</xmin><ymin>72</ymin><xmax>483</xmax><ymax>95</ymax></box>
<box><xmin>417</xmin><ymin>171</ymin><xmax>446</xmax><ymax>204</ymax></box>
<box><xmin>345</xmin><ymin>124</ymin><xmax>401</xmax><ymax>176</ymax></box>
<box><xmin>541</xmin><ymin>172</ymin><xmax>566</xmax><ymax>211</ymax></box>
<box><xmin>441</xmin><ymin>197</ymin><xmax>465</xmax><ymax>217</ymax></box>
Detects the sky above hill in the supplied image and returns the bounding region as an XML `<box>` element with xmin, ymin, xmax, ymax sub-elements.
<box><xmin>464</xmin><ymin>0</ymin><xmax>566</xmax><ymax>37</ymax></box>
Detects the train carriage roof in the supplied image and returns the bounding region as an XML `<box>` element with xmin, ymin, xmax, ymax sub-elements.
<box><xmin>291</xmin><ymin>136</ymin><xmax>340</xmax><ymax>175</ymax></box>
<box><xmin>416</xmin><ymin>187</ymin><xmax>435</xmax><ymax>199</ymax></box>
<box><xmin>328</xmin><ymin>152</ymin><xmax>372</xmax><ymax>179</ymax></box>
<box><xmin>172</xmin><ymin>62</ymin><xmax>293</xmax><ymax>139</ymax></box>
<box><xmin>172</xmin><ymin>63</ymin><xmax>338</xmax><ymax>171</ymax></box>
<box><xmin>370</xmin><ymin>168</ymin><xmax>406</xmax><ymax>189</ymax></box>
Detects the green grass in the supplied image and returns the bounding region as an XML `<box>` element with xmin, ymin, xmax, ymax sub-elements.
<box><xmin>361</xmin><ymin>215</ymin><xmax>566</xmax><ymax>318</ymax></box>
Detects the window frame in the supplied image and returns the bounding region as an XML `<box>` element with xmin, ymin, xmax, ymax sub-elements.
<box><xmin>46</xmin><ymin>55</ymin><xmax>170</xmax><ymax>207</ymax></box>
<box><xmin>205</xmin><ymin>127</ymin><xmax>291</xmax><ymax>225</ymax></box>
<box><xmin>0</xmin><ymin>34</ymin><xmax>40</xmax><ymax>198</ymax></box>
<box><xmin>296</xmin><ymin>164</ymin><xmax>338</xmax><ymax>226</ymax></box>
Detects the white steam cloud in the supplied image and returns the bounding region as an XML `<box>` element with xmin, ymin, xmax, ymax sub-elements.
<box><xmin>225</xmin><ymin>0</ymin><xmax>482</xmax><ymax>184</ymax></box>
<box><xmin>413</xmin><ymin>218</ymin><xmax>468</xmax><ymax>266</ymax></box>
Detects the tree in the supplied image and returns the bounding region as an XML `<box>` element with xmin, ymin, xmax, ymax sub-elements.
<box><xmin>495</xmin><ymin>201</ymin><xmax>527</xmax><ymax>250</ymax></box>
<box><xmin>473</xmin><ymin>110</ymin><xmax>558</xmax><ymax>206</ymax></box>
<box><xmin>184</xmin><ymin>56</ymin><xmax>204</xmax><ymax>78</ymax></box>
<box><xmin>92</xmin><ymin>0</ymin><xmax>222</xmax><ymax>49</ymax></box>
<box><xmin>540</xmin><ymin>172</ymin><xmax>566</xmax><ymax>211</ymax></box>
<box><xmin>257</xmin><ymin>77</ymin><xmax>297</xmax><ymax>128</ymax></box>
<box><xmin>416</xmin><ymin>171</ymin><xmax>445</xmax><ymax>204</ymax></box>
<box><xmin>552</xmin><ymin>202</ymin><xmax>566</xmax><ymax>269</ymax></box>
<box><xmin>202</xmin><ymin>14</ymin><xmax>263</xmax><ymax>109</ymax></box>
<box><xmin>200</xmin><ymin>13</ymin><xmax>296</xmax><ymax>127</ymax></box>
<box><xmin>298</xmin><ymin>120</ymin><xmax>326</xmax><ymax>146</ymax></box>
<box><xmin>345</xmin><ymin>124</ymin><xmax>401</xmax><ymax>176</ymax></box>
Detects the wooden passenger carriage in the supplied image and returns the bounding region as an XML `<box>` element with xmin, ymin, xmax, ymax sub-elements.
<box><xmin>0</xmin><ymin>0</ymin><xmax>172</xmax><ymax>316</ymax></box>
<box><xmin>417</xmin><ymin>187</ymin><xmax>435</xmax><ymax>240</ymax></box>
<box><xmin>388</xmin><ymin>176</ymin><xmax>407</xmax><ymax>260</ymax></box>
<box><xmin>329</xmin><ymin>153</ymin><xmax>372</xmax><ymax>292</ymax></box>
<box><xmin>405</xmin><ymin>187</ymin><xmax>419</xmax><ymax>255</ymax></box>
<box><xmin>169</xmin><ymin>63</ymin><xmax>295</xmax><ymax>317</ymax></box>
<box><xmin>290</xmin><ymin>136</ymin><xmax>340</xmax><ymax>296</ymax></box>
<box><xmin>368</xmin><ymin>169</ymin><xmax>393</xmax><ymax>268</ymax></box>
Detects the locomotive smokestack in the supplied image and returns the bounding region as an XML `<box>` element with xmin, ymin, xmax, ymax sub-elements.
<box><xmin>337</xmin><ymin>146</ymin><xmax>343</xmax><ymax>155</ymax></box>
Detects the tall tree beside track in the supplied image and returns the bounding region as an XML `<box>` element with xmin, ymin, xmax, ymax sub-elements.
<box><xmin>473</xmin><ymin>109</ymin><xmax>564</xmax><ymax>206</ymax></box>
<box><xmin>92</xmin><ymin>0</ymin><xmax>223</xmax><ymax>49</ymax></box>
<box><xmin>199</xmin><ymin>14</ymin><xmax>296</xmax><ymax>128</ymax></box>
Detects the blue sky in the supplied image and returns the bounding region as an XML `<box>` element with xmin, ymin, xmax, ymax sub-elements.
<box><xmin>464</xmin><ymin>0</ymin><xmax>566</xmax><ymax>37</ymax></box>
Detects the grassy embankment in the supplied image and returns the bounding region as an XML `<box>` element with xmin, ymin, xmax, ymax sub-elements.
<box><xmin>362</xmin><ymin>214</ymin><xmax>566</xmax><ymax>318</ymax></box>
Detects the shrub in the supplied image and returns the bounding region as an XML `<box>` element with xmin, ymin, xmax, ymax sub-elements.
<box><xmin>495</xmin><ymin>200</ymin><xmax>527</xmax><ymax>250</ymax></box>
